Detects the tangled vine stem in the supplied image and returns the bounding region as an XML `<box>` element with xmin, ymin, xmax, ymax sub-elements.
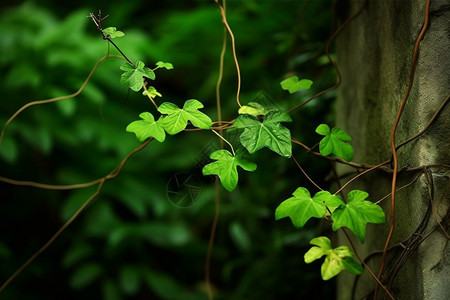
<box><xmin>0</xmin><ymin>138</ymin><xmax>153</xmax><ymax>292</ymax></box>
<box><xmin>376</xmin><ymin>0</ymin><xmax>432</xmax><ymax>297</ymax></box>
<box><xmin>341</xmin><ymin>228</ymin><xmax>395</xmax><ymax>300</ymax></box>
<box><xmin>0</xmin><ymin>2</ymin><xmax>445</xmax><ymax>298</ymax></box>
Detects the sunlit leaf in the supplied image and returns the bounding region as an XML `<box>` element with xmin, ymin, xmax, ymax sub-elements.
<box><xmin>238</xmin><ymin>102</ymin><xmax>272</xmax><ymax>117</ymax></box>
<box><xmin>102</xmin><ymin>27</ymin><xmax>125</xmax><ymax>38</ymax></box>
<box><xmin>158</xmin><ymin>99</ymin><xmax>212</xmax><ymax>135</ymax></box>
<box><xmin>156</xmin><ymin>61</ymin><xmax>174</xmax><ymax>70</ymax></box>
<box><xmin>126</xmin><ymin>112</ymin><xmax>165</xmax><ymax>142</ymax></box>
<box><xmin>280</xmin><ymin>76</ymin><xmax>313</xmax><ymax>94</ymax></box>
<box><xmin>304</xmin><ymin>237</ymin><xmax>363</xmax><ymax>280</ymax></box>
<box><xmin>143</xmin><ymin>86</ymin><xmax>162</xmax><ymax>98</ymax></box>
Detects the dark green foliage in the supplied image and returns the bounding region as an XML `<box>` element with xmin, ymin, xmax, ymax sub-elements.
<box><xmin>0</xmin><ymin>1</ymin><xmax>341</xmax><ymax>299</ymax></box>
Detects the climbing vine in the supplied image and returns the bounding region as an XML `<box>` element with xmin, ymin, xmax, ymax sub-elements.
<box><xmin>0</xmin><ymin>1</ymin><xmax>447</xmax><ymax>299</ymax></box>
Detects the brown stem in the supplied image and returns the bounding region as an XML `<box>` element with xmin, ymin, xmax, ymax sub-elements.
<box><xmin>376</xmin><ymin>0</ymin><xmax>431</xmax><ymax>298</ymax></box>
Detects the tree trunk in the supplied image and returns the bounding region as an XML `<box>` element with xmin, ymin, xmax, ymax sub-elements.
<box><xmin>335</xmin><ymin>0</ymin><xmax>449</xmax><ymax>299</ymax></box>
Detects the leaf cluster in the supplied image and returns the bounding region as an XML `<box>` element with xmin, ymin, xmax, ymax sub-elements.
<box><xmin>275</xmin><ymin>187</ymin><xmax>385</xmax><ymax>279</ymax></box>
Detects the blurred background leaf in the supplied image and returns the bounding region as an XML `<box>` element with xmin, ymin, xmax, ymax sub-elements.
<box><xmin>0</xmin><ymin>1</ymin><xmax>337</xmax><ymax>299</ymax></box>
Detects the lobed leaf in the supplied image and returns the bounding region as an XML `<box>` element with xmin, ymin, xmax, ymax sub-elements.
<box><xmin>275</xmin><ymin>188</ymin><xmax>341</xmax><ymax>228</ymax></box>
<box><xmin>234</xmin><ymin>111</ymin><xmax>292</xmax><ymax>157</ymax></box>
<box><xmin>156</xmin><ymin>61</ymin><xmax>174</xmax><ymax>70</ymax></box>
<box><xmin>280</xmin><ymin>76</ymin><xmax>313</xmax><ymax>94</ymax></box>
<box><xmin>238</xmin><ymin>102</ymin><xmax>273</xmax><ymax>117</ymax></box>
<box><xmin>158</xmin><ymin>99</ymin><xmax>212</xmax><ymax>135</ymax></box>
<box><xmin>304</xmin><ymin>236</ymin><xmax>363</xmax><ymax>280</ymax></box>
<box><xmin>202</xmin><ymin>150</ymin><xmax>256</xmax><ymax>192</ymax></box>
<box><xmin>331</xmin><ymin>190</ymin><xmax>385</xmax><ymax>243</ymax></box>
<box><xmin>126</xmin><ymin>112</ymin><xmax>165</xmax><ymax>142</ymax></box>
<box><xmin>316</xmin><ymin>124</ymin><xmax>354</xmax><ymax>161</ymax></box>
<box><xmin>143</xmin><ymin>86</ymin><xmax>162</xmax><ymax>98</ymax></box>
<box><xmin>120</xmin><ymin>61</ymin><xmax>155</xmax><ymax>92</ymax></box>
<box><xmin>102</xmin><ymin>27</ymin><xmax>125</xmax><ymax>39</ymax></box>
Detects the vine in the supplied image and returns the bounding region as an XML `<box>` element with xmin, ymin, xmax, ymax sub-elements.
<box><xmin>0</xmin><ymin>1</ymin><xmax>448</xmax><ymax>299</ymax></box>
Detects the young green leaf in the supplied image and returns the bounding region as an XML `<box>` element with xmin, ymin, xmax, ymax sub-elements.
<box><xmin>304</xmin><ymin>237</ymin><xmax>363</xmax><ymax>280</ymax></box>
<box><xmin>238</xmin><ymin>102</ymin><xmax>272</xmax><ymax>117</ymax></box>
<box><xmin>315</xmin><ymin>124</ymin><xmax>354</xmax><ymax>161</ymax></box>
<box><xmin>156</xmin><ymin>61</ymin><xmax>174</xmax><ymax>70</ymax></box>
<box><xmin>331</xmin><ymin>190</ymin><xmax>385</xmax><ymax>243</ymax></box>
<box><xmin>120</xmin><ymin>61</ymin><xmax>155</xmax><ymax>92</ymax></box>
<box><xmin>275</xmin><ymin>189</ymin><xmax>341</xmax><ymax>228</ymax></box>
<box><xmin>202</xmin><ymin>149</ymin><xmax>257</xmax><ymax>192</ymax></box>
<box><xmin>158</xmin><ymin>99</ymin><xmax>212</xmax><ymax>135</ymax></box>
<box><xmin>234</xmin><ymin>111</ymin><xmax>292</xmax><ymax>157</ymax></box>
<box><xmin>143</xmin><ymin>86</ymin><xmax>162</xmax><ymax>98</ymax></box>
<box><xmin>280</xmin><ymin>76</ymin><xmax>313</xmax><ymax>94</ymax></box>
<box><xmin>126</xmin><ymin>112</ymin><xmax>165</xmax><ymax>142</ymax></box>
<box><xmin>102</xmin><ymin>27</ymin><xmax>125</xmax><ymax>39</ymax></box>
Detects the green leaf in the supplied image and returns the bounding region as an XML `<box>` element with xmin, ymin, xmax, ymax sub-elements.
<box><xmin>315</xmin><ymin>124</ymin><xmax>354</xmax><ymax>161</ymax></box>
<box><xmin>234</xmin><ymin>111</ymin><xmax>292</xmax><ymax>157</ymax></box>
<box><xmin>280</xmin><ymin>76</ymin><xmax>313</xmax><ymax>94</ymax></box>
<box><xmin>120</xmin><ymin>61</ymin><xmax>155</xmax><ymax>92</ymax></box>
<box><xmin>202</xmin><ymin>149</ymin><xmax>257</xmax><ymax>192</ymax></box>
<box><xmin>238</xmin><ymin>102</ymin><xmax>273</xmax><ymax>117</ymax></box>
<box><xmin>69</xmin><ymin>262</ymin><xmax>103</xmax><ymax>289</ymax></box>
<box><xmin>275</xmin><ymin>188</ymin><xmax>341</xmax><ymax>228</ymax></box>
<box><xmin>102</xmin><ymin>27</ymin><xmax>125</xmax><ymax>38</ymax></box>
<box><xmin>156</xmin><ymin>61</ymin><xmax>174</xmax><ymax>70</ymax></box>
<box><xmin>304</xmin><ymin>237</ymin><xmax>363</xmax><ymax>280</ymax></box>
<box><xmin>331</xmin><ymin>190</ymin><xmax>385</xmax><ymax>243</ymax></box>
<box><xmin>158</xmin><ymin>99</ymin><xmax>212</xmax><ymax>135</ymax></box>
<box><xmin>143</xmin><ymin>86</ymin><xmax>162</xmax><ymax>98</ymax></box>
<box><xmin>0</xmin><ymin>136</ymin><xmax>18</xmax><ymax>163</ymax></box>
<box><xmin>126</xmin><ymin>112</ymin><xmax>165</xmax><ymax>142</ymax></box>
<box><xmin>304</xmin><ymin>237</ymin><xmax>330</xmax><ymax>263</ymax></box>
<box><xmin>102</xmin><ymin>279</ymin><xmax>122</xmax><ymax>300</ymax></box>
<box><xmin>119</xmin><ymin>265</ymin><xmax>140</xmax><ymax>295</ymax></box>
<box><xmin>229</xmin><ymin>221</ymin><xmax>251</xmax><ymax>252</ymax></box>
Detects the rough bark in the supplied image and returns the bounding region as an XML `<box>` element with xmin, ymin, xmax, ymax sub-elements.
<box><xmin>335</xmin><ymin>0</ymin><xmax>449</xmax><ymax>299</ymax></box>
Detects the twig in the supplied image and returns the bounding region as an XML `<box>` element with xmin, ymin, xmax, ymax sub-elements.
<box><xmin>291</xmin><ymin>155</ymin><xmax>324</xmax><ymax>191</ymax></box>
<box><xmin>0</xmin><ymin>55</ymin><xmax>123</xmax><ymax>148</ymax></box>
<box><xmin>88</xmin><ymin>10</ymin><xmax>134</xmax><ymax>66</ymax></box>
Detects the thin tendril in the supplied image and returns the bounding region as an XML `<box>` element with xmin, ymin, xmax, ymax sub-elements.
<box><xmin>212</xmin><ymin>129</ymin><xmax>234</xmax><ymax>156</ymax></box>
